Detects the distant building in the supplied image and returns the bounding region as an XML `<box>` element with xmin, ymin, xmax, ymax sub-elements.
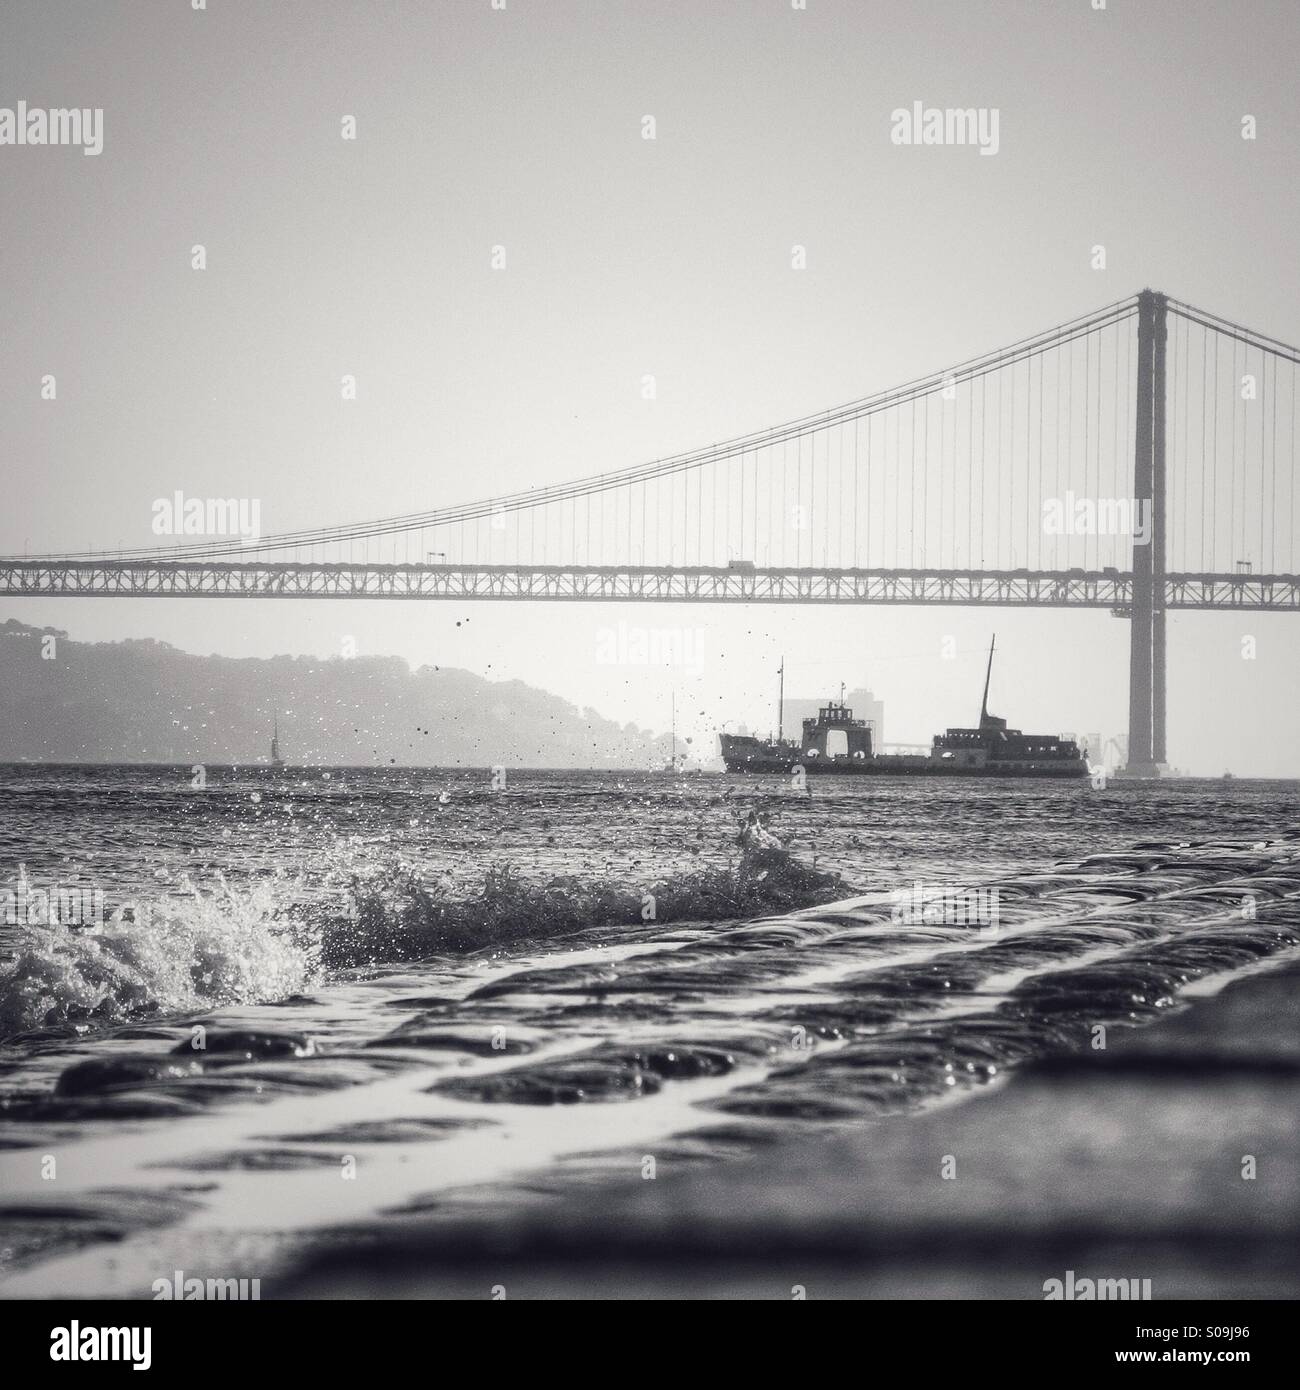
<box><xmin>783</xmin><ymin>688</ymin><xmax>884</xmax><ymax>749</ymax></box>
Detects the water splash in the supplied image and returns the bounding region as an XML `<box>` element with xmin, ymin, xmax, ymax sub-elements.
<box><xmin>0</xmin><ymin>843</ymin><xmax>846</xmax><ymax>1039</ymax></box>
<box><xmin>322</xmin><ymin>845</ymin><xmax>846</xmax><ymax>965</ymax></box>
<box><xmin>0</xmin><ymin>878</ymin><xmax>319</xmax><ymax>1041</ymax></box>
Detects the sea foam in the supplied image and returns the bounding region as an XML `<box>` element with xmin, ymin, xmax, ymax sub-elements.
<box><xmin>0</xmin><ymin>878</ymin><xmax>319</xmax><ymax>1040</ymax></box>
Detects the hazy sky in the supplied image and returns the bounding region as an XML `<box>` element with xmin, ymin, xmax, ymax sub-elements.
<box><xmin>2</xmin><ymin>0</ymin><xmax>1298</xmax><ymax>774</ymax></box>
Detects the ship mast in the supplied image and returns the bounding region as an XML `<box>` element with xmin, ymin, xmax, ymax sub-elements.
<box><xmin>670</xmin><ymin>691</ymin><xmax>676</xmax><ymax>768</ymax></box>
<box><xmin>777</xmin><ymin>658</ymin><xmax>784</xmax><ymax>743</ymax></box>
<box><xmin>979</xmin><ymin>634</ymin><xmax>997</xmax><ymax>725</ymax></box>
<box><xmin>271</xmin><ymin>715</ymin><xmax>279</xmax><ymax>763</ymax></box>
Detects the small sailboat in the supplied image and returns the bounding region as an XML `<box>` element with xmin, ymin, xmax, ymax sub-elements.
<box><xmin>270</xmin><ymin>716</ymin><xmax>285</xmax><ymax>769</ymax></box>
<box><xmin>662</xmin><ymin>692</ymin><xmax>679</xmax><ymax>774</ymax></box>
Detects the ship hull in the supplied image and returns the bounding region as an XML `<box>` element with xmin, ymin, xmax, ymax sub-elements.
<box><xmin>720</xmin><ymin>755</ymin><xmax>1087</xmax><ymax>778</ymax></box>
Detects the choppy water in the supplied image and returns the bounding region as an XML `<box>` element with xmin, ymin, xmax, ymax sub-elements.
<box><xmin>1</xmin><ymin>766</ymin><xmax>1298</xmax><ymax>1296</ymax></box>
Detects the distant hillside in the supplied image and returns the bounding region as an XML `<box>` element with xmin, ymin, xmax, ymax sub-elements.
<box><xmin>0</xmin><ymin>619</ymin><xmax>670</xmax><ymax>768</ymax></box>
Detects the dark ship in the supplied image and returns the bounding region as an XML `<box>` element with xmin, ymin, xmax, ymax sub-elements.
<box><xmin>719</xmin><ymin>638</ymin><xmax>1087</xmax><ymax>778</ymax></box>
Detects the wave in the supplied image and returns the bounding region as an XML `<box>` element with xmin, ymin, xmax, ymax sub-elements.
<box><xmin>0</xmin><ymin>847</ymin><xmax>847</xmax><ymax>1039</ymax></box>
<box><xmin>319</xmin><ymin>845</ymin><xmax>847</xmax><ymax>966</ymax></box>
<box><xmin>0</xmin><ymin>878</ymin><xmax>319</xmax><ymax>1042</ymax></box>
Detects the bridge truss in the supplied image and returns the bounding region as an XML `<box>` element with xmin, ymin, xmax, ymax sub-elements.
<box><xmin>3</xmin><ymin>559</ymin><xmax>1297</xmax><ymax>610</ymax></box>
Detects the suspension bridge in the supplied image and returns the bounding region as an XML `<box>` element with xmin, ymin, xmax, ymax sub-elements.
<box><xmin>4</xmin><ymin>290</ymin><xmax>1298</xmax><ymax>775</ymax></box>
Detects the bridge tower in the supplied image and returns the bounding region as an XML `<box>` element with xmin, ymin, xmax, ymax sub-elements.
<box><xmin>1125</xmin><ymin>288</ymin><xmax>1168</xmax><ymax>776</ymax></box>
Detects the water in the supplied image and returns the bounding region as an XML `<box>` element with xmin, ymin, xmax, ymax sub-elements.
<box><xmin>1</xmin><ymin>766</ymin><xmax>1298</xmax><ymax>1296</ymax></box>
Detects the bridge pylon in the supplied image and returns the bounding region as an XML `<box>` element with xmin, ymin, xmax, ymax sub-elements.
<box><xmin>1125</xmin><ymin>288</ymin><xmax>1168</xmax><ymax>777</ymax></box>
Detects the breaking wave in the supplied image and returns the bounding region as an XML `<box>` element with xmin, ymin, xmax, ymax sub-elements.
<box><xmin>0</xmin><ymin>879</ymin><xmax>320</xmax><ymax>1041</ymax></box>
<box><xmin>321</xmin><ymin>844</ymin><xmax>847</xmax><ymax>965</ymax></box>
<box><xmin>0</xmin><ymin>846</ymin><xmax>847</xmax><ymax>1040</ymax></box>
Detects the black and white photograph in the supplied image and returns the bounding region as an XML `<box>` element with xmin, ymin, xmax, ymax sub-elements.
<box><xmin>1</xmin><ymin>0</ymin><xmax>1297</xmax><ymax>1354</ymax></box>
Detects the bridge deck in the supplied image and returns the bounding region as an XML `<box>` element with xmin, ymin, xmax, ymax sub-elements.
<box><xmin>2</xmin><ymin>561</ymin><xmax>1297</xmax><ymax>609</ymax></box>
